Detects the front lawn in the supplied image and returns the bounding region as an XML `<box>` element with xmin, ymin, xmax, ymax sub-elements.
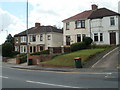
<box><xmin>41</xmin><ymin>48</ymin><xmax>106</xmax><ymax>66</ymax></box>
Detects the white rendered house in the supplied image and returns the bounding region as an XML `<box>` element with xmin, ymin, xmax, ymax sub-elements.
<box><xmin>63</xmin><ymin>4</ymin><xmax>120</xmax><ymax>45</ymax></box>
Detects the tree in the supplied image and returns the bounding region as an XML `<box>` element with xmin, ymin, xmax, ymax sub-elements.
<box><xmin>5</xmin><ymin>34</ymin><xmax>13</xmax><ymax>43</ymax></box>
<box><xmin>2</xmin><ymin>42</ymin><xmax>13</xmax><ymax>57</ymax></box>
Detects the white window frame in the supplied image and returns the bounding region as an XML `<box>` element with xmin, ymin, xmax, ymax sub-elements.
<box><xmin>76</xmin><ymin>20</ymin><xmax>85</xmax><ymax>28</ymax></box>
<box><xmin>15</xmin><ymin>46</ymin><xmax>19</xmax><ymax>51</ymax></box>
<box><xmin>94</xmin><ymin>33</ymin><xmax>98</xmax><ymax>42</ymax></box>
<box><xmin>29</xmin><ymin>35</ymin><xmax>36</xmax><ymax>42</ymax></box>
<box><xmin>66</xmin><ymin>22</ymin><xmax>70</xmax><ymax>30</ymax></box>
<box><xmin>40</xmin><ymin>34</ymin><xmax>43</xmax><ymax>41</ymax></box>
<box><xmin>20</xmin><ymin>45</ymin><xmax>27</xmax><ymax>53</ymax></box>
<box><xmin>47</xmin><ymin>35</ymin><xmax>51</xmax><ymax>40</ymax></box>
<box><xmin>20</xmin><ymin>36</ymin><xmax>26</xmax><ymax>43</ymax></box>
<box><xmin>110</xmin><ymin>17</ymin><xmax>115</xmax><ymax>26</ymax></box>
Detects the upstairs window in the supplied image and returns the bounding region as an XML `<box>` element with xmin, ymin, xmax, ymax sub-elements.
<box><xmin>66</xmin><ymin>22</ymin><xmax>70</xmax><ymax>30</ymax></box>
<box><xmin>15</xmin><ymin>37</ymin><xmax>19</xmax><ymax>43</ymax></box>
<box><xmin>20</xmin><ymin>36</ymin><xmax>26</xmax><ymax>43</ymax></box>
<box><xmin>30</xmin><ymin>35</ymin><xmax>36</xmax><ymax>42</ymax></box>
<box><xmin>47</xmin><ymin>35</ymin><xmax>51</xmax><ymax>40</ymax></box>
<box><xmin>76</xmin><ymin>20</ymin><xmax>85</xmax><ymax>29</ymax></box>
<box><xmin>40</xmin><ymin>34</ymin><xmax>43</xmax><ymax>41</ymax></box>
<box><xmin>110</xmin><ymin>17</ymin><xmax>115</xmax><ymax>26</ymax></box>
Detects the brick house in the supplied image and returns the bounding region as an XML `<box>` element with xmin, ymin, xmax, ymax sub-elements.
<box><xmin>62</xmin><ymin>4</ymin><xmax>120</xmax><ymax>46</ymax></box>
<box><xmin>14</xmin><ymin>23</ymin><xmax>63</xmax><ymax>53</ymax></box>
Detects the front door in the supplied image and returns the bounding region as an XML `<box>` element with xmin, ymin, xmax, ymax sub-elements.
<box><xmin>110</xmin><ymin>32</ymin><xmax>116</xmax><ymax>45</ymax></box>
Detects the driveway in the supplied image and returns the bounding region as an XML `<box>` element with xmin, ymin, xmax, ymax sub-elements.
<box><xmin>91</xmin><ymin>47</ymin><xmax>119</xmax><ymax>68</ymax></box>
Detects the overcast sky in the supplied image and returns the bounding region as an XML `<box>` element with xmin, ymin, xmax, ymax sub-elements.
<box><xmin>0</xmin><ymin>0</ymin><xmax>120</xmax><ymax>44</ymax></box>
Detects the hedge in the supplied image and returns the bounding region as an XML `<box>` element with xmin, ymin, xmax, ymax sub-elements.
<box><xmin>70</xmin><ymin>42</ymin><xmax>86</xmax><ymax>52</ymax></box>
<box><xmin>30</xmin><ymin>50</ymin><xmax>50</xmax><ymax>56</ymax></box>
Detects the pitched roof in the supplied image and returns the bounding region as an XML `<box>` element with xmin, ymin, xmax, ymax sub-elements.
<box><xmin>62</xmin><ymin>10</ymin><xmax>93</xmax><ymax>22</ymax></box>
<box><xmin>63</xmin><ymin>8</ymin><xmax>120</xmax><ymax>22</ymax></box>
<box><xmin>14</xmin><ymin>26</ymin><xmax>63</xmax><ymax>37</ymax></box>
<box><xmin>88</xmin><ymin>8</ymin><xmax>120</xmax><ymax>19</ymax></box>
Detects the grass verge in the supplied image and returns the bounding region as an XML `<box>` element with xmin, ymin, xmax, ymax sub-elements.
<box><xmin>41</xmin><ymin>48</ymin><xmax>106</xmax><ymax>66</ymax></box>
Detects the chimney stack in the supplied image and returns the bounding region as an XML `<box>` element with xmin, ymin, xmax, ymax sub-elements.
<box><xmin>92</xmin><ymin>4</ymin><xmax>98</xmax><ymax>10</ymax></box>
<box><xmin>35</xmin><ymin>23</ymin><xmax>40</xmax><ymax>27</ymax></box>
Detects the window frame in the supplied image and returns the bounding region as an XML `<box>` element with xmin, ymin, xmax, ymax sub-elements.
<box><xmin>29</xmin><ymin>35</ymin><xmax>36</xmax><ymax>42</ymax></box>
<box><xmin>77</xmin><ymin>34</ymin><xmax>81</xmax><ymax>42</ymax></box>
<box><xmin>20</xmin><ymin>36</ymin><xmax>26</xmax><ymax>43</ymax></box>
<box><xmin>40</xmin><ymin>34</ymin><xmax>43</xmax><ymax>41</ymax></box>
<box><xmin>76</xmin><ymin>20</ymin><xmax>85</xmax><ymax>29</ymax></box>
<box><xmin>66</xmin><ymin>35</ymin><xmax>71</xmax><ymax>45</ymax></box>
<box><xmin>47</xmin><ymin>35</ymin><xmax>51</xmax><ymax>40</ymax></box>
<box><xmin>66</xmin><ymin>22</ymin><xmax>70</xmax><ymax>30</ymax></box>
<box><xmin>100</xmin><ymin>33</ymin><xmax>103</xmax><ymax>42</ymax></box>
<box><xmin>94</xmin><ymin>33</ymin><xmax>98</xmax><ymax>42</ymax></box>
<box><xmin>110</xmin><ymin>17</ymin><xmax>115</xmax><ymax>26</ymax></box>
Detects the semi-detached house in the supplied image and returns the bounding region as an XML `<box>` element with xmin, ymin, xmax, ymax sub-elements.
<box><xmin>14</xmin><ymin>23</ymin><xmax>63</xmax><ymax>53</ymax></box>
<box><xmin>62</xmin><ymin>4</ymin><xmax>120</xmax><ymax>46</ymax></box>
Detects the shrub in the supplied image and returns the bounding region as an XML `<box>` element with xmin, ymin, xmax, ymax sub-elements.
<box><xmin>2</xmin><ymin>42</ymin><xmax>13</xmax><ymax>57</ymax></box>
<box><xmin>19</xmin><ymin>55</ymin><xmax>27</xmax><ymax>64</ymax></box>
<box><xmin>70</xmin><ymin>42</ymin><xmax>86</xmax><ymax>52</ymax></box>
<box><xmin>10</xmin><ymin>51</ymin><xmax>20</xmax><ymax>57</ymax></box>
<box><xmin>30</xmin><ymin>50</ymin><xmax>50</xmax><ymax>56</ymax></box>
<box><xmin>83</xmin><ymin>37</ymin><xmax>93</xmax><ymax>46</ymax></box>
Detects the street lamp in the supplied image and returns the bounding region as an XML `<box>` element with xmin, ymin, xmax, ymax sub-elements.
<box><xmin>26</xmin><ymin>0</ymin><xmax>29</xmax><ymax>65</ymax></box>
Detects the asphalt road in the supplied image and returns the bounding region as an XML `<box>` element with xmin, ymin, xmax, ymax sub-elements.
<box><xmin>1</xmin><ymin>65</ymin><xmax>119</xmax><ymax>88</ymax></box>
<box><xmin>91</xmin><ymin>47</ymin><xmax>119</xmax><ymax>68</ymax></box>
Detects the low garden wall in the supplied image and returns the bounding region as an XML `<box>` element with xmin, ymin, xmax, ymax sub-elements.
<box><xmin>16</xmin><ymin>54</ymin><xmax>52</xmax><ymax>65</ymax></box>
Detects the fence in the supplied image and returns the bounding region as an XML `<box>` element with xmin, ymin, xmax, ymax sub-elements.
<box><xmin>49</xmin><ymin>47</ymin><xmax>71</xmax><ymax>54</ymax></box>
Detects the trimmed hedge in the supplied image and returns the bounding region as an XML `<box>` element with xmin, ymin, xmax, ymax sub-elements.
<box><xmin>90</xmin><ymin>44</ymin><xmax>112</xmax><ymax>48</ymax></box>
<box><xmin>70</xmin><ymin>42</ymin><xmax>86</xmax><ymax>52</ymax></box>
<box><xmin>30</xmin><ymin>50</ymin><xmax>50</xmax><ymax>56</ymax></box>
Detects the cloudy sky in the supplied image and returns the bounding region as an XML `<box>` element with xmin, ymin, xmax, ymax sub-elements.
<box><xmin>0</xmin><ymin>0</ymin><xmax>119</xmax><ymax>44</ymax></box>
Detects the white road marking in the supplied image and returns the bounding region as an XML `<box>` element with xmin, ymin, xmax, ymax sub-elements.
<box><xmin>0</xmin><ymin>76</ymin><xmax>8</xmax><ymax>79</ymax></box>
<box><xmin>102</xmin><ymin>47</ymin><xmax>118</xmax><ymax>58</ymax></box>
<box><xmin>26</xmin><ymin>80</ymin><xmax>81</xmax><ymax>88</ymax></box>
<box><xmin>92</xmin><ymin>47</ymin><xmax>118</xmax><ymax>68</ymax></box>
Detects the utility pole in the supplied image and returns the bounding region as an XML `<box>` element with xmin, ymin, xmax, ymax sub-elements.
<box><xmin>26</xmin><ymin>0</ymin><xmax>29</xmax><ymax>65</ymax></box>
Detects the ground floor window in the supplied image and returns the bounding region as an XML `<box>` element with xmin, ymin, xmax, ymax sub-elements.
<box><xmin>94</xmin><ymin>33</ymin><xmax>98</xmax><ymax>42</ymax></box>
<box><xmin>15</xmin><ymin>46</ymin><xmax>19</xmax><ymax>52</ymax></box>
<box><xmin>66</xmin><ymin>36</ymin><xmax>70</xmax><ymax>45</ymax></box>
<box><xmin>100</xmin><ymin>33</ymin><xmax>103</xmax><ymax>42</ymax></box>
<box><xmin>77</xmin><ymin>34</ymin><xmax>81</xmax><ymax>42</ymax></box>
<box><xmin>30</xmin><ymin>46</ymin><xmax>32</xmax><ymax>53</ymax></box>
<box><xmin>20</xmin><ymin>45</ymin><xmax>27</xmax><ymax>53</ymax></box>
<box><xmin>40</xmin><ymin>46</ymin><xmax>44</xmax><ymax>51</ymax></box>
<box><xmin>33</xmin><ymin>46</ymin><xmax>36</xmax><ymax>52</ymax></box>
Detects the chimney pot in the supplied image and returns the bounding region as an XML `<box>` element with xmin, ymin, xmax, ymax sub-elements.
<box><xmin>35</xmin><ymin>23</ymin><xmax>40</xmax><ymax>27</ymax></box>
<box><xmin>92</xmin><ymin>4</ymin><xmax>98</xmax><ymax>10</ymax></box>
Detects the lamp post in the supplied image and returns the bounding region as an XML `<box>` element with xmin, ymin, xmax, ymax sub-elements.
<box><xmin>26</xmin><ymin>0</ymin><xmax>29</xmax><ymax>65</ymax></box>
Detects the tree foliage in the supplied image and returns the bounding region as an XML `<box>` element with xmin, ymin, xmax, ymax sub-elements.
<box><xmin>2</xmin><ymin>42</ymin><xmax>13</xmax><ymax>57</ymax></box>
<box><xmin>5</xmin><ymin>34</ymin><xmax>13</xmax><ymax>43</ymax></box>
<box><xmin>83</xmin><ymin>37</ymin><xmax>93</xmax><ymax>46</ymax></box>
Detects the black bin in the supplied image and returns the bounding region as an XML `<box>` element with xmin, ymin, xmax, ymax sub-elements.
<box><xmin>28</xmin><ymin>58</ymin><xmax>33</xmax><ymax>65</ymax></box>
<box><xmin>74</xmin><ymin>57</ymin><xmax>82</xmax><ymax>68</ymax></box>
